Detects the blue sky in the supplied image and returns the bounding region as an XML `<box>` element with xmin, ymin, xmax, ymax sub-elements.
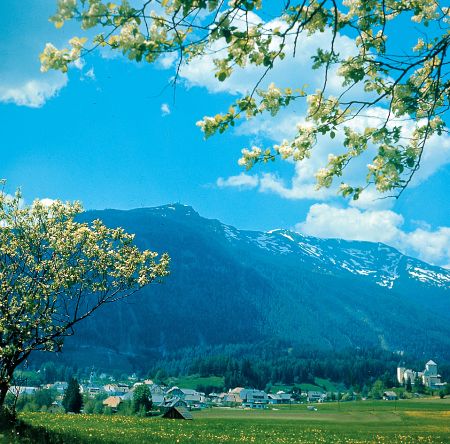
<box><xmin>1</xmin><ymin>1</ymin><xmax>449</xmax><ymax>268</ymax></box>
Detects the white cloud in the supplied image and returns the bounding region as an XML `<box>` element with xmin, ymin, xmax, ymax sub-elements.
<box><xmin>158</xmin><ymin>52</ymin><xmax>178</xmax><ymax>69</ymax></box>
<box><xmin>295</xmin><ymin>203</ymin><xmax>450</xmax><ymax>268</ymax></box>
<box><xmin>0</xmin><ymin>3</ymin><xmax>73</xmax><ymax>108</ymax></box>
<box><xmin>0</xmin><ymin>74</ymin><xmax>68</xmax><ymax>108</ymax></box>
<box><xmin>84</xmin><ymin>67</ymin><xmax>96</xmax><ymax>80</ymax></box>
<box><xmin>39</xmin><ymin>198</ymin><xmax>56</xmax><ymax>207</ymax></box>
<box><xmin>224</xmin><ymin>105</ymin><xmax>450</xmax><ymax>207</ymax></box>
<box><xmin>161</xmin><ymin>103</ymin><xmax>171</xmax><ymax>116</ymax></box>
<box><xmin>259</xmin><ymin>172</ymin><xmax>333</xmax><ymax>200</ymax></box>
<box><xmin>217</xmin><ymin>173</ymin><xmax>259</xmax><ymax>189</ymax></box>
<box><xmin>180</xmin><ymin>25</ymin><xmax>356</xmax><ymax>96</ymax></box>
<box><xmin>73</xmin><ymin>58</ymin><xmax>86</xmax><ymax>70</ymax></box>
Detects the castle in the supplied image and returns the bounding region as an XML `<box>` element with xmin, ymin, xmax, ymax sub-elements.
<box><xmin>397</xmin><ymin>360</ymin><xmax>447</xmax><ymax>389</ymax></box>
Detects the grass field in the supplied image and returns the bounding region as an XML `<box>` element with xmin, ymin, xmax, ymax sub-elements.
<box><xmin>167</xmin><ymin>375</ymin><xmax>225</xmax><ymax>390</ymax></box>
<box><xmin>270</xmin><ymin>377</ymin><xmax>343</xmax><ymax>393</ymax></box>
<box><xmin>6</xmin><ymin>397</ymin><xmax>450</xmax><ymax>443</ymax></box>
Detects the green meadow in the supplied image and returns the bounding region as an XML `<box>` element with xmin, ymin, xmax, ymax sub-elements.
<box><xmin>2</xmin><ymin>397</ymin><xmax>449</xmax><ymax>443</ymax></box>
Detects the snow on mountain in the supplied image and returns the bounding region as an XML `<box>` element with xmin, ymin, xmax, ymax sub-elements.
<box><xmin>219</xmin><ymin>221</ymin><xmax>449</xmax><ymax>290</ymax></box>
<box><xmin>135</xmin><ymin>203</ymin><xmax>449</xmax><ymax>290</ymax></box>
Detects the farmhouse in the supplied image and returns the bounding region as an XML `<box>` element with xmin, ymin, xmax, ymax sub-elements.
<box><xmin>103</xmin><ymin>396</ymin><xmax>122</xmax><ymax>410</ymax></box>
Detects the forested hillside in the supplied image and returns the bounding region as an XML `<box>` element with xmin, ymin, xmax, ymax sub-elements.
<box><xmin>55</xmin><ymin>204</ymin><xmax>450</xmax><ymax>372</ymax></box>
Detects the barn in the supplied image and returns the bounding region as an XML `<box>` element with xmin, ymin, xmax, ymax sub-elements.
<box><xmin>162</xmin><ymin>406</ymin><xmax>193</xmax><ymax>420</ymax></box>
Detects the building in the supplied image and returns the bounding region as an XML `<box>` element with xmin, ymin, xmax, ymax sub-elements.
<box><xmin>422</xmin><ymin>360</ymin><xmax>446</xmax><ymax>389</ymax></box>
<box><xmin>222</xmin><ymin>392</ymin><xmax>243</xmax><ymax>405</ymax></box>
<box><xmin>162</xmin><ymin>406</ymin><xmax>193</xmax><ymax>420</ymax></box>
<box><xmin>307</xmin><ymin>391</ymin><xmax>327</xmax><ymax>403</ymax></box>
<box><xmin>383</xmin><ymin>391</ymin><xmax>398</xmax><ymax>401</ymax></box>
<box><xmin>240</xmin><ymin>389</ymin><xmax>269</xmax><ymax>409</ymax></box>
<box><xmin>397</xmin><ymin>360</ymin><xmax>446</xmax><ymax>389</ymax></box>
<box><xmin>165</xmin><ymin>387</ymin><xmax>206</xmax><ymax>407</ymax></box>
<box><xmin>52</xmin><ymin>381</ymin><xmax>68</xmax><ymax>393</ymax></box>
<box><xmin>103</xmin><ymin>384</ymin><xmax>129</xmax><ymax>396</ymax></box>
<box><xmin>159</xmin><ymin>397</ymin><xmax>188</xmax><ymax>413</ymax></box>
<box><xmin>268</xmin><ymin>391</ymin><xmax>292</xmax><ymax>404</ymax></box>
<box><xmin>103</xmin><ymin>396</ymin><xmax>122</xmax><ymax>410</ymax></box>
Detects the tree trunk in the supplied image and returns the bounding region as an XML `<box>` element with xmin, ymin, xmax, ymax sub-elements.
<box><xmin>0</xmin><ymin>379</ymin><xmax>10</xmax><ymax>410</ymax></box>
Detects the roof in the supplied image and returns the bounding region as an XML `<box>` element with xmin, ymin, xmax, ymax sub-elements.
<box><xmin>162</xmin><ymin>406</ymin><xmax>193</xmax><ymax>420</ymax></box>
<box><xmin>180</xmin><ymin>388</ymin><xmax>199</xmax><ymax>396</ymax></box>
<box><xmin>160</xmin><ymin>397</ymin><xmax>187</xmax><ymax>408</ymax></box>
<box><xmin>383</xmin><ymin>391</ymin><xmax>397</xmax><ymax>397</ymax></box>
<box><xmin>426</xmin><ymin>360</ymin><xmax>437</xmax><ymax>366</ymax></box>
<box><xmin>229</xmin><ymin>387</ymin><xmax>245</xmax><ymax>394</ymax></box>
<box><xmin>103</xmin><ymin>396</ymin><xmax>122</xmax><ymax>408</ymax></box>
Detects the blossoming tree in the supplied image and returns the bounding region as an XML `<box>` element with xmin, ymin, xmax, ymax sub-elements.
<box><xmin>42</xmin><ymin>0</ymin><xmax>449</xmax><ymax>199</ymax></box>
<box><xmin>0</xmin><ymin>191</ymin><xmax>169</xmax><ymax>408</ymax></box>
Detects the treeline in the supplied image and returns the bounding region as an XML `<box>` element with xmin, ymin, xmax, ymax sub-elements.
<box><xmin>148</xmin><ymin>341</ymin><xmax>408</xmax><ymax>390</ymax></box>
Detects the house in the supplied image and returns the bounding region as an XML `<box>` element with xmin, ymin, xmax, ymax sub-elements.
<box><xmin>208</xmin><ymin>393</ymin><xmax>221</xmax><ymax>404</ymax></box>
<box><xmin>240</xmin><ymin>389</ymin><xmax>269</xmax><ymax>409</ymax></box>
<box><xmin>148</xmin><ymin>383</ymin><xmax>165</xmax><ymax>395</ymax></box>
<box><xmin>268</xmin><ymin>391</ymin><xmax>292</xmax><ymax>404</ymax></box>
<box><xmin>222</xmin><ymin>393</ymin><xmax>242</xmax><ymax>405</ymax></box>
<box><xmin>151</xmin><ymin>393</ymin><xmax>165</xmax><ymax>406</ymax></box>
<box><xmin>166</xmin><ymin>387</ymin><xmax>206</xmax><ymax>407</ymax></box>
<box><xmin>162</xmin><ymin>406</ymin><xmax>193</xmax><ymax>420</ymax></box>
<box><xmin>383</xmin><ymin>391</ymin><xmax>398</xmax><ymax>401</ymax></box>
<box><xmin>52</xmin><ymin>382</ymin><xmax>68</xmax><ymax>393</ymax></box>
<box><xmin>48</xmin><ymin>401</ymin><xmax>64</xmax><ymax>414</ymax></box>
<box><xmin>87</xmin><ymin>386</ymin><xmax>102</xmax><ymax>398</ymax></box>
<box><xmin>103</xmin><ymin>396</ymin><xmax>122</xmax><ymax>410</ymax></box>
<box><xmin>103</xmin><ymin>384</ymin><xmax>128</xmax><ymax>396</ymax></box>
<box><xmin>120</xmin><ymin>390</ymin><xmax>135</xmax><ymax>401</ymax></box>
<box><xmin>307</xmin><ymin>391</ymin><xmax>326</xmax><ymax>403</ymax></box>
<box><xmin>159</xmin><ymin>397</ymin><xmax>188</xmax><ymax>413</ymax></box>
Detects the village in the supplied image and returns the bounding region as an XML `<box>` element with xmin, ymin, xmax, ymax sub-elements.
<box><xmin>8</xmin><ymin>359</ymin><xmax>448</xmax><ymax>419</ymax></box>
<box><xmin>10</xmin><ymin>376</ymin><xmax>316</xmax><ymax>417</ymax></box>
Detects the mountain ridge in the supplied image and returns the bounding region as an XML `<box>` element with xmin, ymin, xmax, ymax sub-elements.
<box><xmin>57</xmin><ymin>203</ymin><xmax>450</xmax><ymax>371</ymax></box>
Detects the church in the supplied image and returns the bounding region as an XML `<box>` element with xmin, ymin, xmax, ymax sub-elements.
<box><xmin>397</xmin><ymin>360</ymin><xmax>447</xmax><ymax>389</ymax></box>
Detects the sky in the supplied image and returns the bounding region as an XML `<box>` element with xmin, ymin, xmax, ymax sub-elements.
<box><xmin>1</xmin><ymin>1</ymin><xmax>449</xmax><ymax>268</ymax></box>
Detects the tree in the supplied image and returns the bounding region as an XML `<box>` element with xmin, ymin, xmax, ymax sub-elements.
<box><xmin>133</xmin><ymin>384</ymin><xmax>152</xmax><ymax>415</ymax></box>
<box><xmin>62</xmin><ymin>377</ymin><xmax>83</xmax><ymax>413</ymax></box>
<box><xmin>42</xmin><ymin>1</ymin><xmax>450</xmax><ymax>200</ymax></box>
<box><xmin>405</xmin><ymin>376</ymin><xmax>412</xmax><ymax>392</ymax></box>
<box><xmin>0</xmin><ymin>190</ymin><xmax>169</xmax><ymax>409</ymax></box>
<box><xmin>368</xmin><ymin>379</ymin><xmax>384</xmax><ymax>399</ymax></box>
<box><xmin>414</xmin><ymin>375</ymin><xmax>425</xmax><ymax>394</ymax></box>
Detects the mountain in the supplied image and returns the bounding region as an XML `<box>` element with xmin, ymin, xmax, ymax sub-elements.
<box><xmin>60</xmin><ymin>204</ymin><xmax>449</xmax><ymax>370</ymax></box>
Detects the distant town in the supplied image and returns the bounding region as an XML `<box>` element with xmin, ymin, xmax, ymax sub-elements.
<box><xmin>7</xmin><ymin>359</ymin><xmax>449</xmax><ymax>417</ymax></box>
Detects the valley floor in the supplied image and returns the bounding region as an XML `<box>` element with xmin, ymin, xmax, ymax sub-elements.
<box><xmin>4</xmin><ymin>398</ymin><xmax>450</xmax><ymax>443</ymax></box>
